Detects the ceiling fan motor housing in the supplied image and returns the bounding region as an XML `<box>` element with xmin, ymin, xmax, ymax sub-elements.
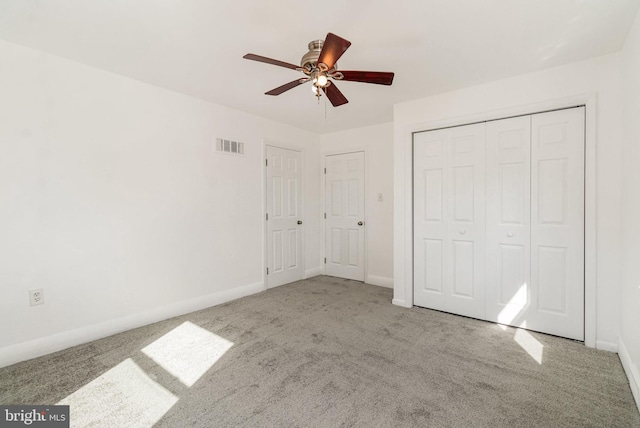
<box><xmin>301</xmin><ymin>40</ymin><xmax>337</xmax><ymax>72</ymax></box>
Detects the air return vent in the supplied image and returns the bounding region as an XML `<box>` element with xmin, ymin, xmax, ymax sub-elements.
<box><xmin>215</xmin><ymin>138</ymin><xmax>245</xmax><ymax>156</ymax></box>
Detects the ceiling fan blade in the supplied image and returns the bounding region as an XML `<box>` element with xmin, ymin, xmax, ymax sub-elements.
<box><xmin>243</xmin><ymin>54</ymin><xmax>300</xmax><ymax>70</ymax></box>
<box><xmin>317</xmin><ymin>33</ymin><xmax>351</xmax><ymax>71</ymax></box>
<box><xmin>339</xmin><ymin>71</ymin><xmax>395</xmax><ymax>85</ymax></box>
<box><xmin>323</xmin><ymin>83</ymin><xmax>349</xmax><ymax>107</ymax></box>
<box><xmin>265</xmin><ymin>79</ymin><xmax>307</xmax><ymax>96</ymax></box>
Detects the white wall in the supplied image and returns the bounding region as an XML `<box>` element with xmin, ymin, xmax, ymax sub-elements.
<box><xmin>619</xmin><ymin>11</ymin><xmax>640</xmax><ymax>409</ymax></box>
<box><xmin>393</xmin><ymin>53</ymin><xmax>624</xmax><ymax>349</ymax></box>
<box><xmin>320</xmin><ymin>123</ymin><xmax>394</xmax><ymax>287</ymax></box>
<box><xmin>0</xmin><ymin>40</ymin><xmax>321</xmax><ymax>367</ymax></box>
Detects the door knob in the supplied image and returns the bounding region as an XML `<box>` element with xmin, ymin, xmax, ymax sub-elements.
<box><xmin>507</xmin><ymin>232</ymin><xmax>514</xmax><ymax>237</ymax></box>
<box><xmin>297</xmin><ymin>220</ymin><xmax>303</xmax><ymax>225</ymax></box>
<box><xmin>358</xmin><ymin>221</ymin><xmax>364</xmax><ymax>226</ymax></box>
<box><xmin>459</xmin><ymin>229</ymin><xmax>466</xmax><ymax>235</ymax></box>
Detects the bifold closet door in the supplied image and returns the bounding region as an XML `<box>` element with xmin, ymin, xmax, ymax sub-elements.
<box><xmin>414</xmin><ymin>107</ymin><xmax>584</xmax><ymax>341</ymax></box>
<box><xmin>485</xmin><ymin>107</ymin><xmax>584</xmax><ymax>340</ymax></box>
<box><xmin>413</xmin><ymin>123</ymin><xmax>486</xmax><ymax>320</ymax></box>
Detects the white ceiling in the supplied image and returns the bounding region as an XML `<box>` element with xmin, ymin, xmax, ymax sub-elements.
<box><xmin>1</xmin><ymin>0</ymin><xmax>638</xmax><ymax>133</ymax></box>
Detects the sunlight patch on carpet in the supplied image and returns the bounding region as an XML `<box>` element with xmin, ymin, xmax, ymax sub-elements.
<box><xmin>58</xmin><ymin>358</ymin><xmax>178</xmax><ymax>427</ymax></box>
<box><xmin>514</xmin><ymin>328</ymin><xmax>544</xmax><ymax>364</ymax></box>
<box><xmin>142</xmin><ymin>321</ymin><xmax>233</xmax><ymax>387</ymax></box>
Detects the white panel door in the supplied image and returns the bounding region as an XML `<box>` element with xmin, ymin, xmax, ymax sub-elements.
<box><xmin>529</xmin><ymin>107</ymin><xmax>585</xmax><ymax>340</ymax></box>
<box><xmin>325</xmin><ymin>152</ymin><xmax>365</xmax><ymax>281</ymax></box>
<box><xmin>485</xmin><ymin>116</ymin><xmax>532</xmax><ymax>327</ymax></box>
<box><xmin>266</xmin><ymin>146</ymin><xmax>304</xmax><ymax>288</ymax></box>
<box><xmin>413</xmin><ymin>123</ymin><xmax>486</xmax><ymax>319</ymax></box>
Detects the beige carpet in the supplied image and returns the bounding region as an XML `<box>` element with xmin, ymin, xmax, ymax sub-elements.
<box><xmin>1</xmin><ymin>276</ymin><xmax>639</xmax><ymax>427</ymax></box>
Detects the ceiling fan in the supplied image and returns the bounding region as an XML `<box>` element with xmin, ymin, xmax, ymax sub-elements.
<box><xmin>243</xmin><ymin>33</ymin><xmax>394</xmax><ymax>107</ymax></box>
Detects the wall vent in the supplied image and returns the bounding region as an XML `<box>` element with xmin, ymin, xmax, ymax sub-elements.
<box><xmin>215</xmin><ymin>138</ymin><xmax>245</xmax><ymax>156</ymax></box>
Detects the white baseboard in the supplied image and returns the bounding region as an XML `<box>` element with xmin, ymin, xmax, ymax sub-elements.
<box><xmin>0</xmin><ymin>281</ymin><xmax>265</xmax><ymax>369</ymax></box>
<box><xmin>305</xmin><ymin>267</ymin><xmax>323</xmax><ymax>279</ymax></box>
<box><xmin>596</xmin><ymin>340</ymin><xmax>618</xmax><ymax>353</ymax></box>
<box><xmin>618</xmin><ymin>337</ymin><xmax>640</xmax><ymax>412</ymax></box>
<box><xmin>366</xmin><ymin>275</ymin><xmax>393</xmax><ymax>288</ymax></box>
<box><xmin>392</xmin><ymin>298</ymin><xmax>411</xmax><ymax>308</ymax></box>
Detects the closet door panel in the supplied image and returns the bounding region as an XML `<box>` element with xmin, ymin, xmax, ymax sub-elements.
<box><xmin>485</xmin><ymin>116</ymin><xmax>532</xmax><ymax>326</ymax></box>
<box><xmin>530</xmin><ymin>107</ymin><xmax>584</xmax><ymax>340</ymax></box>
<box><xmin>414</xmin><ymin>129</ymin><xmax>449</xmax><ymax>303</ymax></box>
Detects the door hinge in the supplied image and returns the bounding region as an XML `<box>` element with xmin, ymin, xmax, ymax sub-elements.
<box><xmin>266</xmin><ymin>267</ymin><xmax>269</xmax><ymax>275</ymax></box>
<box><xmin>265</xmin><ymin>159</ymin><xmax>268</xmax><ymax>166</ymax></box>
<box><xmin>266</xmin><ymin>213</ymin><xmax>268</xmax><ymax>220</ymax></box>
<box><xmin>324</xmin><ymin>213</ymin><xmax>326</xmax><ymax>219</ymax></box>
<box><xmin>324</xmin><ymin>257</ymin><xmax>326</xmax><ymax>264</ymax></box>
<box><xmin>324</xmin><ymin>167</ymin><xmax>326</xmax><ymax>174</ymax></box>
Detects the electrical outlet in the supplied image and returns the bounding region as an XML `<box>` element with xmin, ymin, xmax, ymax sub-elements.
<box><xmin>29</xmin><ymin>289</ymin><xmax>44</xmax><ymax>306</ymax></box>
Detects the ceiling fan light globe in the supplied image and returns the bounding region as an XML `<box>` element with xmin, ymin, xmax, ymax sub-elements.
<box><xmin>317</xmin><ymin>74</ymin><xmax>328</xmax><ymax>87</ymax></box>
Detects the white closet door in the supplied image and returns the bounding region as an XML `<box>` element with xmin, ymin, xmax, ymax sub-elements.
<box><xmin>485</xmin><ymin>116</ymin><xmax>532</xmax><ymax>327</ymax></box>
<box><xmin>266</xmin><ymin>146</ymin><xmax>304</xmax><ymax>288</ymax></box>
<box><xmin>413</xmin><ymin>123</ymin><xmax>486</xmax><ymax>319</ymax></box>
<box><xmin>529</xmin><ymin>107</ymin><xmax>585</xmax><ymax>340</ymax></box>
<box><xmin>325</xmin><ymin>152</ymin><xmax>365</xmax><ymax>281</ymax></box>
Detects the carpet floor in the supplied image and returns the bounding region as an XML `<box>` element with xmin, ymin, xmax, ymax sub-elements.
<box><xmin>1</xmin><ymin>276</ymin><xmax>639</xmax><ymax>427</ymax></box>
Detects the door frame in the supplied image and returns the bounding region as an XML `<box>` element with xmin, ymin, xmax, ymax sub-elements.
<box><xmin>321</xmin><ymin>148</ymin><xmax>368</xmax><ymax>281</ymax></box>
<box><xmin>263</xmin><ymin>141</ymin><xmax>306</xmax><ymax>290</ymax></box>
<box><xmin>396</xmin><ymin>94</ymin><xmax>597</xmax><ymax>348</ymax></box>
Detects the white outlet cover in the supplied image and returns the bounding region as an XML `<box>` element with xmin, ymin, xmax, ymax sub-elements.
<box><xmin>29</xmin><ymin>288</ymin><xmax>44</xmax><ymax>306</ymax></box>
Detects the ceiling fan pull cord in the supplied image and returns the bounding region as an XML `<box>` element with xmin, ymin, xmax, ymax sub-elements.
<box><xmin>325</xmin><ymin>95</ymin><xmax>327</xmax><ymax>121</ymax></box>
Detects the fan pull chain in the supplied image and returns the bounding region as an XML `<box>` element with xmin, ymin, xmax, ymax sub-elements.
<box><xmin>325</xmin><ymin>95</ymin><xmax>327</xmax><ymax>121</ymax></box>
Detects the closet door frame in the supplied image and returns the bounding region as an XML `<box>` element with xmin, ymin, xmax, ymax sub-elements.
<box><xmin>398</xmin><ymin>94</ymin><xmax>597</xmax><ymax>348</ymax></box>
